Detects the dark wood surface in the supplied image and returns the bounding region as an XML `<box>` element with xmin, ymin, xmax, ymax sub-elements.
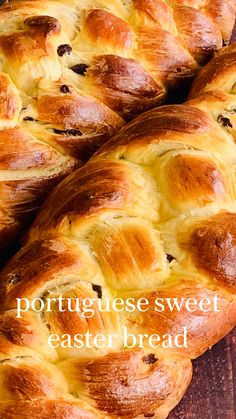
<box><xmin>169</xmin><ymin>328</ymin><xmax>236</xmax><ymax>419</ymax></box>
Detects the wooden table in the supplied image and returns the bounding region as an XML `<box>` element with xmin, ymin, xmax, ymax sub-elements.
<box><xmin>169</xmin><ymin>328</ymin><xmax>235</xmax><ymax>419</ymax></box>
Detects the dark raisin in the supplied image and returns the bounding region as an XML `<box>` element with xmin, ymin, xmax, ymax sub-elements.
<box><xmin>57</xmin><ymin>44</ymin><xmax>72</xmax><ymax>57</ymax></box>
<box><xmin>23</xmin><ymin>116</ymin><xmax>34</xmax><ymax>121</ymax></box>
<box><xmin>25</xmin><ymin>16</ymin><xmax>60</xmax><ymax>34</ymax></box>
<box><xmin>53</xmin><ymin>129</ymin><xmax>82</xmax><ymax>136</ymax></box>
<box><xmin>217</xmin><ymin>114</ymin><xmax>233</xmax><ymax>128</ymax></box>
<box><xmin>8</xmin><ymin>273</ymin><xmax>21</xmax><ymax>285</ymax></box>
<box><xmin>70</xmin><ymin>63</ymin><xmax>89</xmax><ymax>75</ymax></box>
<box><xmin>120</xmin><ymin>377</ymin><xmax>129</xmax><ymax>386</ymax></box>
<box><xmin>143</xmin><ymin>354</ymin><xmax>158</xmax><ymax>365</ymax></box>
<box><xmin>144</xmin><ymin>414</ymin><xmax>155</xmax><ymax>418</ymax></box>
<box><xmin>60</xmin><ymin>85</ymin><xmax>70</xmax><ymax>93</ymax></box>
<box><xmin>215</xmin><ymin>238</ymin><xmax>224</xmax><ymax>249</ymax></box>
<box><xmin>92</xmin><ymin>284</ymin><xmax>102</xmax><ymax>299</ymax></box>
<box><xmin>167</xmin><ymin>254</ymin><xmax>175</xmax><ymax>263</ymax></box>
<box><xmin>119</xmin><ymin>154</ymin><xmax>127</xmax><ymax>160</ymax></box>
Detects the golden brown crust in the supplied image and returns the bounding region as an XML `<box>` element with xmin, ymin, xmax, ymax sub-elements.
<box><xmin>0</xmin><ymin>237</ymin><xmax>98</xmax><ymax>307</ymax></box>
<box><xmin>0</xmin><ymin>311</ymin><xmax>36</xmax><ymax>348</ymax></box>
<box><xmin>0</xmin><ymin>163</ymin><xmax>78</xmax><ymax>252</ymax></box>
<box><xmin>92</xmin><ymin>103</ymin><xmax>235</xmax><ymax>163</ymax></box>
<box><xmin>205</xmin><ymin>0</ymin><xmax>236</xmax><ymax>41</ymax></box>
<box><xmin>0</xmin><ymin>127</ymin><xmax>60</xmax><ymax>170</ymax></box>
<box><xmin>86</xmin><ymin>55</ymin><xmax>166</xmax><ymax>118</ymax></box>
<box><xmin>189</xmin><ymin>213</ymin><xmax>236</xmax><ymax>291</ymax></box>
<box><xmin>135</xmin><ymin>27</ymin><xmax>197</xmax><ymax>89</ymax></box>
<box><xmin>0</xmin><ymin>400</ymin><xmax>97</xmax><ymax>419</ymax></box>
<box><xmin>25</xmin><ymin>161</ymin><xmax>141</xmax><ymax>237</ymax></box>
<box><xmin>36</xmin><ymin>91</ymin><xmax>121</xmax><ymax>133</ymax></box>
<box><xmin>60</xmin><ymin>350</ymin><xmax>192</xmax><ymax>418</ymax></box>
<box><xmin>1</xmin><ymin>364</ymin><xmax>65</xmax><ymax>399</ymax></box>
<box><xmin>164</xmin><ymin>154</ymin><xmax>226</xmax><ymax>204</ymax></box>
<box><xmin>0</xmin><ymin>74</ymin><xmax>122</xmax><ymax>249</ymax></box>
<box><xmin>126</xmin><ymin>281</ymin><xmax>236</xmax><ymax>358</ymax></box>
<box><xmin>0</xmin><ymin>73</ymin><xmax>20</xmax><ymax>120</ymax></box>
<box><xmin>173</xmin><ymin>6</ymin><xmax>222</xmax><ymax>64</ymax></box>
<box><xmin>85</xmin><ymin>9</ymin><xmax>133</xmax><ymax>49</ymax></box>
<box><xmin>189</xmin><ymin>43</ymin><xmax>236</xmax><ymax>98</ymax></box>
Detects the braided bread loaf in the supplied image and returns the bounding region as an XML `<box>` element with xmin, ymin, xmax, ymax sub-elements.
<box><xmin>0</xmin><ymin>0</ymin><xmax>235</xmax><ymax>252</ymax></box>
<box><xmin>0</xmin><ymin>44</ymin><xmax>236</xmax><ymax>418</ymax></box>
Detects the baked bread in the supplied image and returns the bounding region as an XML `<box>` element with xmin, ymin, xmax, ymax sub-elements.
<box><xmin>0</xmin><ymin>0</ymin><xmax>235</xmax><ymax>252</ymax></box>
<box><xmin>0</xmin><ymin>44</ymin><xmax>236</xmax><ymax>418</ymax></box>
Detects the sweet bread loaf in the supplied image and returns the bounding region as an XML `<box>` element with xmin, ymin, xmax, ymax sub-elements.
<box><xmin>0</xmin><ymin>0</ymin><xmax>235</xmax><ymax>251</ymax></box>
<box><xmin>0</xmin><ymin>43</ymin><xmax>236</xmax><ymax>418</ymax></box>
